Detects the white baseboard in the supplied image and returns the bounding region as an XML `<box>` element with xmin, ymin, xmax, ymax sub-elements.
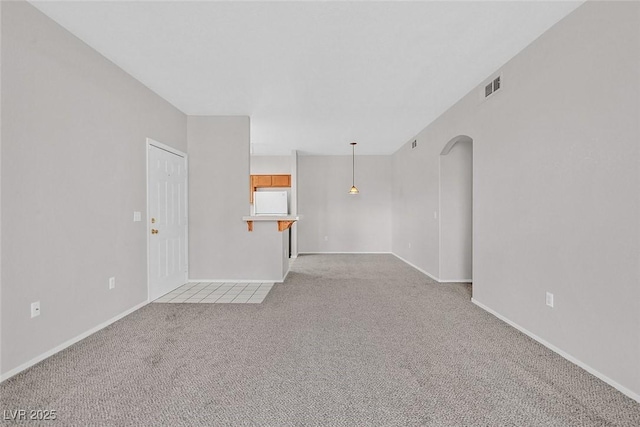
<box><xmin>297</xmin><ymin>251</ymin><xmax>393</xmax><ymax>255</ymax></box>
<box><xmin>190</xmin><ymin>257</ymin><xmax>296</xmax><ymax>285</ymax></box>
<box><xmin>392</xmin><ymin>253</ymin><xmax>472</xmax><ymax>284</ymax></box>
<box><xmin>281</xmin><ymin>267</ymin><xmax>291</xmax><ymax>283</ymax></box>
<box><xmin>391</xmin><ymin>253</ymin><xmax>440</xmax><ymax>282</ymax></box>
<box><xmin>188</xmin><ymin>279</ymin><xmax>279</xmax><ymax>284</ymax></box>
<box><xmin>301</xmin><ymin>252</ymin><xmax>470</xmax><ymax>284</ymax></box>
<box><xmin>471</xmin><ymin>298</ymin><xmax>640</xmax><ymax>403</ymax></box>
<box><xmin>0</xmin><ymin>300</ymin><xmax>149</xmax><ymax>383</ymax></box>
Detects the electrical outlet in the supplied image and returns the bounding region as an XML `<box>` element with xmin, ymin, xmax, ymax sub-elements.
<box><xmin>434</xmin><ymin>211</ymin><xmax>438</xmax><ymax>219</ymax></box>
<box><xmin>109</xmin><ymin>277</ymin><xmax>116</xmax><ymax>290</ymax></box>
<box><xmin>31</xmin><ymin>301</ymin><xmax>41</xmax><ymax>318</ymax></box>
<box><xmin>546</xmin><ymin>292</ymin><xmax>554</xmax><ymax>308</ymax></box>
<box><xmin>408</xmin><ymin>243</ymin><xmax>412</xmax><ymax>248</ymax></box>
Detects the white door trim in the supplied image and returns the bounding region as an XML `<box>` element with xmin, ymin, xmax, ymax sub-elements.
<box><xmin>146</xmin><ymin>138</ymin><xmax>189</xmax><ymax>302</ymax></box>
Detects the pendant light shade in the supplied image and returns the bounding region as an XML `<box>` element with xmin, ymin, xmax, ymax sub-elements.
<box><xmin>349</xmin><ymin>142</ymin><xmax>359</xmax><ymax>195</ymax></box>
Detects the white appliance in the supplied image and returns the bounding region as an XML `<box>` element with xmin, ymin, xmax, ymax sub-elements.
<box><xmin>254</xmin><ymin>191</ymin><xmax>288</xmax><ymax>215</ymax></box>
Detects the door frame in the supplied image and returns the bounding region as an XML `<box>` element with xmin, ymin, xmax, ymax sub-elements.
<box><xmin>146</xmin><ymin>138</ymin><xmax>189</xmax><ymax>302</ymax></box>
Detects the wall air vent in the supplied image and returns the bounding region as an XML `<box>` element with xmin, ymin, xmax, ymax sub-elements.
<box><xmin>411</xmin><ymin>140</ymin><xmax>417</xmax><ymax>149</ymax></box>
<box><xmin>485</xmin><ymin>83</ymin><xmax>493</xmax><ymax>97</ymax></box>
<box><xmin>484</xmin><ymin>74</ymin><xmax>502</xmax><ymax>99</ymax></box>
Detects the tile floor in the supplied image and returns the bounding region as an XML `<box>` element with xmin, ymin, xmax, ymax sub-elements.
<box><xmin>153</xmin><ymin>282</ymin><xmax>274</xmax><ymax>304</ymax></box>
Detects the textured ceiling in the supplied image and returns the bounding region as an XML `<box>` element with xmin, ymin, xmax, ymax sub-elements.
<box><xmin>30</xmin><ymin>1</ymin><xmax>583</xmax><ymax>155</ymax></box>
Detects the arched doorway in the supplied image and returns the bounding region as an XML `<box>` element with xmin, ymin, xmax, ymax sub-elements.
<box><xmin>439</xmin><ymin>135</ymin><xmax>473</xmax><ymax>283</ymax></box>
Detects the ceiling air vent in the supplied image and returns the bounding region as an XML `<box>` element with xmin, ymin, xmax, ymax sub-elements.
<box><xmin>484</xmin><ymin>74</ymin><xmax>501</xmax><ymax>99</ymax></box>
<box><xmin>411</xmin><ymin>140</ymin><xmax>417</xmax><ymax>149</ymax></box>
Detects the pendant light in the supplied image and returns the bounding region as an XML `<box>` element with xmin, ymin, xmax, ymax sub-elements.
<box><xmin>348</xmin><ymin>142</ymin><xmax>359</xmax><ymax>195</ymax></box>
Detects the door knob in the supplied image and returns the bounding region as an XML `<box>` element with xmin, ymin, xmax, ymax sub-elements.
<box><xmin>151</xmin><ymin>229</ymin><xmax>159</xmax><ymax>234</ymax></box>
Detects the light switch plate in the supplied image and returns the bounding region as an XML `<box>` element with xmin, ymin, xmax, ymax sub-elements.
<box><xmin>546</xmin><ymin>292</ymin><xmax>554</xmax><ymax>308</ymax></box>
<box><xmin>133</xmin><ymin>211</ymin><xmax>142</xmax><ymax>222</ymax></box>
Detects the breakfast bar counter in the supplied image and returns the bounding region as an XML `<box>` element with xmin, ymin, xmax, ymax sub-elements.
<box><xmin>242</xmin><ymin>215</ymin><xmax>299</xmax><ymax>232</ymax></box>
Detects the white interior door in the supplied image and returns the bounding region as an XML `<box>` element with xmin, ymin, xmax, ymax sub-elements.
<box><xmin>148</xmin><ymin>141</ymin><xmax>188</xmax><ymax>300</ymax></box>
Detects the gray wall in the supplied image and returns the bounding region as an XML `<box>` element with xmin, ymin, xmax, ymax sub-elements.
<box><xmin>1</xmin><ymin>1</ymin><xmax>187</xmax><ymax>376</ymax></box>
<box><xmin>392</xmin><ymin>1</ymin><xmax>640</xmax><ymax>397</ymax></box>
<box><xmin>250</xmin><ymin>155</ymin><xmax>291</xmax><ymax>175</ymax></box>
<box><xmin>298</xmin><ymin>155</ymin><xmax>392</xmax><ymax>253</ymax></box>
<box><xmin>392</xmin><ymin>133</ymin><xmax>441</xmax><ymax>278</ymax></box>
<box><xmin>440</xmin><ymin>139</ymin><xmax>472</xmax><ymax>281</ymax></box>
<box><xmin>188</xmin><ymin>116</ymin><xmax>288</xmax><ymax>281</ymax></box>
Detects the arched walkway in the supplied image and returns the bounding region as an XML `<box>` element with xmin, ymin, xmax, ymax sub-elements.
<box><xmin>439</xmin><ymin>135</ymin><xmax>473</xmax><ymax>282</ymax></box>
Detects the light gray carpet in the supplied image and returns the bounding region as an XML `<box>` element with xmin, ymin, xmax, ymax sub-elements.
<box><xmin>1</xmin><ymin>254</ymin><xmax>639</xmax><ymax>426</ymax></box>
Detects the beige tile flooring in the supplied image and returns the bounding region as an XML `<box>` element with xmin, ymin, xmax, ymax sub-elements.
<box><xmin>154</xmin><ymin>282</ymin><xmax>274</xmax><ymax>304</ymax></box>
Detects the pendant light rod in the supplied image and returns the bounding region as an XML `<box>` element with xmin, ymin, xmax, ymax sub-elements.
<box><xmin>351</xmin><ymin>142</ymin><xmax>356</xmax><ymax>186</ymax></box>
<box><xmin>349</xmin><ymin>142</ymin><xmax>359</xmax><ymax>195</ymax></box>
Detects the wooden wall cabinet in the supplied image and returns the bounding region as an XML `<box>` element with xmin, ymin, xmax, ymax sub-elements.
<box><xmin>271</xmin><ymin>175</ymin><xmax>290</xmax><ymax>187</ymax></box>
<box><xmin>250</xmin><ymin>174</ymin><xmax>291</xmax><ymax>203</ymax></box>
<box><xmin>253</xmin><ymin>175</ymin><xmax>272</xmax><ymax>187</ymax></box>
